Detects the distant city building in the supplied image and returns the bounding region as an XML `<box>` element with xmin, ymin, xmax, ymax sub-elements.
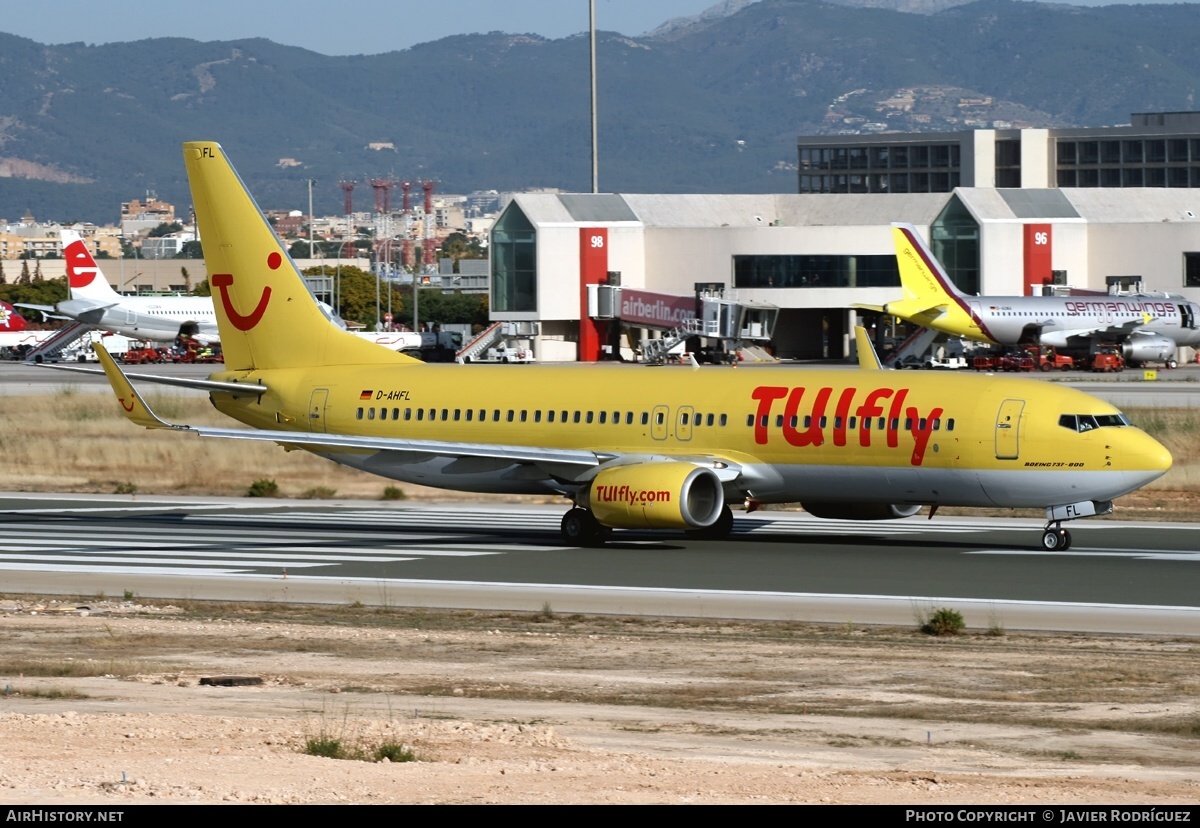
<box><xmin>120</xmin><ymin>194</ymin><xmax>177</xmax><ymax>236</ymax></box>
<box><xmin>141</xmin><ymin>232</ymin><xmax>197</xmax><ymax>260</ymax></box>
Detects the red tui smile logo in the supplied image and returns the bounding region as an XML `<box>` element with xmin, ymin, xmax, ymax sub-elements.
<box><xmin>210</xmin><ymin>253</ymin><xmax>280</xmax><ymax>331</ymax></box>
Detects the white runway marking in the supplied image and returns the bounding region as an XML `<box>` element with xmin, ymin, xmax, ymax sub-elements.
<box><xmin>968</xmin><ymin>549</ymin><xmax>1200</xmax><ymax>561</ymax></box>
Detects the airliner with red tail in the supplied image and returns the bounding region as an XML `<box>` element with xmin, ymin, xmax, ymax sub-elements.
<box><xmin>16</xmin><ymin>230</ymin><xmax>219</xmax><ymax>343</ymax></box>
<box><xmin>0</xmin><ymin>301</ymin><xmax>52</xmax><ymax>351</ymax></box>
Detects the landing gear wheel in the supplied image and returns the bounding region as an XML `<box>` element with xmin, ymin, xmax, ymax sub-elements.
<box><xmin>1167</xmin><ymin>359</ymin><xmax>1178</xmax><ymax>369</ymax></box>
<box><xmin>686</xmin><ymin>505</ymin><xmax>735</xmax><ymax>540</ymax></box>
<box><xmin>1041</xmin><ymin>528</ymin><xmax>1072</xmax><ymax>551</ymax></box>
<box><xmin>561</xmin><ymin>508</ymin><xmax>607</xmax><ymax>547</ymax></box>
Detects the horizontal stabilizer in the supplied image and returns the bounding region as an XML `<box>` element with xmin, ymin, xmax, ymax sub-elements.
<box><xmin>883</xmin><ymin>298</ymin><xmax>948</xmax><ymax>325</ymax></box>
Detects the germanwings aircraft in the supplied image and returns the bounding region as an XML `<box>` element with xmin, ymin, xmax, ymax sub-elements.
<box><xmin>884</xmin><ymin>224</ymin><xmax>1200</xmax><ymax>367</ymax></box>
<box><xmin>18</xmin><ymin>230</ymin><xmax>220</xmax><ymax>343</ymax></box>
<box><xmin>89</xmin><ymin>142</ymin><xmax>1171</xmax><ymax>552</ymax></box>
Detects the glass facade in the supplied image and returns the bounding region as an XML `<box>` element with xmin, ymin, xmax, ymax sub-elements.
<box><xmin>798</xmin><ymin>142</ymin><xmax>961</xmax><ymax>193</ymax></box>
<box><xmin>1055</xmin><ymin>137</ymin><xmax>1200</xmax><ymax>188</ymax></box>
<box><xmin>1185</xmin><ymin>252</ymin><xmax>1200</xmax><ymax>288</ymax></box>
<box><xmin>930</xmin><ymin>197</ymin><xmax>981</xmax><ymax>296</ymax></box>
<box><xmin>733</xmin><ymin>254</ymin><xmax>899</xmax><ymax>289</ymax></box>
<box><xmin>491</xmin><ymin>206</ymin><xmax>537</xmax><ymax>313</ymax></box>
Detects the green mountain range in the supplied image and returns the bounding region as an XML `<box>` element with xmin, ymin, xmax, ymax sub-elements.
<box><xmin>3</xmin><ymin>0</ymin><xmax>1200</xmax><ymax>223</ymax></box>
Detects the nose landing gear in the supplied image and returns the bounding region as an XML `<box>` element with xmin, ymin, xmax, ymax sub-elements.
<box><xmin>1041</xmin><ymin>525</ymin><xmax>1072</xmax><ymax>551</ymax></box>
<box><xmin>1040</xmin><ymin>499</ymin><xmax>1111</xmax><ymax>551</ymax></box>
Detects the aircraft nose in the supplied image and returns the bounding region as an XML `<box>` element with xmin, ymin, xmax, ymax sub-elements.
<box><xmin>1121</xmin><ymin>428</ymin><xmax>1172</xmax><ymax>482</ymax></box>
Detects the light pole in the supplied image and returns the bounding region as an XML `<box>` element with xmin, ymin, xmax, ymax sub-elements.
<box><xmin>332</xmin><ymin>237</ymin><xmax>352</xmax><ymax>320</ymax></box>
<box><xmin>590</xmin><ymin>0</ymin><xmax>598</xmax><ymax>194</ymax></box>
<box><xmin>307</xmin><ymin>178</ymin><xmax>318</xmax><ymax>257</ymax></box>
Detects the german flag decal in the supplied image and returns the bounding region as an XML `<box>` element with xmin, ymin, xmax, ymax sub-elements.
<box><xmin>359</xmin><ymin>390</ymin><xmax>373</xmax><ymax>400</ymax></box>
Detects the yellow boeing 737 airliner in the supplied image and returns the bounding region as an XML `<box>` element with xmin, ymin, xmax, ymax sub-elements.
<box><xmin>92</xmin><ymin>142</ymin><xmax>1172</xmax><ymax>551</ymax></box>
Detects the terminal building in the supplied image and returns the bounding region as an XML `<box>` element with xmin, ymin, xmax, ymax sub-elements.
<box><xmin>491</xmin><ymin>113</ymin><xmax>1200</xmax><ymax>362</ymax></box>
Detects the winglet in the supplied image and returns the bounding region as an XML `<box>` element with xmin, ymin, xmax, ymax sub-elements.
<box><xmin>95</xmin><ymin>344</ymin><xmax>185</xmax><ymax>430</ymax></box>
<box><xmin>854</xmin><ymin>326</ymin><xmax>883</xmax><ymax>371</ymax></box>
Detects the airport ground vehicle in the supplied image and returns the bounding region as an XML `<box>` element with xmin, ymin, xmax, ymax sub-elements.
<box><xmin>1033</xmin><ymin>347</ymin><xmax>1074</xmax><ymax>372</ymax></box>
<box><xmin>998</xmin><ymin>352</ymin><xmax>1036</xmax><ymax>372</ymax></box>
<box><xmin>122</xmin><ymin>342</ymin><xmax>165</xmax><ymax>364</ymax></box>
<box><xmin>1089</xmin><ymin>348</ymin><xmax>1126</xmax><ymax>373</ymax></box>
<box><xmin>472</xmin><ymin>342</ymin><xmax>536</xmax><ymax>364</ymax></box>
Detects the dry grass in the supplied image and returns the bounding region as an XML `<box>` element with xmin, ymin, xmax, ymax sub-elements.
<box><xmin>0</xmin><ymin>388</ymin><xmax>516</xmax><ymax>501</ymax></box>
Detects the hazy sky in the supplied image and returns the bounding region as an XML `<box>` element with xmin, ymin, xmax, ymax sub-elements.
<box><xmin>0</xmin><ymin>0</ymin><xmax>1158</xmax><ymax>56</ymax></box>
<box><xmin>2</xmin><ymin>1</ymin><xmax>724</xmax><ymax>56</ymax></box>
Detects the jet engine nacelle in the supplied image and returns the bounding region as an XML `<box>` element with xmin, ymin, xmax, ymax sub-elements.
<box><xmin>802</xmin><ymin>502</ymin><xmax>922</xmax><ymax>521</ymax></box>
<box><xmin>585</xmin><ymin>463</ymin><xmax>724</xmax><ymax>530</ymax></box>
<box><xmin>1122</xmin><ymin>334</ymin><xmax>1176</xmax><ymax>364</ymax></box>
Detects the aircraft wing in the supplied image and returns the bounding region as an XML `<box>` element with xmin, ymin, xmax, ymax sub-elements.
<box><xmin>92</xmin><ymin>345</ymin><xmax>742</xmax><ymax>485</ymax></box>
<box><xmin>37</xmin><ymin>360</ymin><xmax>267</xmax><ymax>397</ymax></box>
<box><xmin>12</xmin><ymin>303</ymin><xmax>58</xmax><ymax>314</ymax></box>
<box><xmin>1047</xmin><ymin>316</ymin><xmax>1152</xmax><ymax>343</ymax></box>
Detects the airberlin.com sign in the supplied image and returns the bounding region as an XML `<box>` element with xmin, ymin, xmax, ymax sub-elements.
<box><xmin>619</xmin><ymin>289</ymin><xmax>697</xmax><ymax>328</ymax></box>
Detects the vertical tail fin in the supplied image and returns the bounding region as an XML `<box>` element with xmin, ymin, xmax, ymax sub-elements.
<box><xmin>0</xmin><ymin>301</ymin><xmax>28</xmax><ymax>332</ymax></box>
<box><xmin>886</xmin><ymin>223</ymin><xmax>972</xmax><ymax>328</ymax></box>
<box><xmin>61</xmin><ymin>229</ymin><xmax>122</xmax><ymax>302</ymax></box>
<box><xmin>183</xmin><ymin>141</ymin><xmax>415</xmax><ymax>371</ymax></box>
<box><xmin>892</xmin><ymin>223</ymin><xmax>966</xmax><ymax>304</ymax></box>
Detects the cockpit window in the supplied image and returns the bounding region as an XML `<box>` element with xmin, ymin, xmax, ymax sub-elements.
<box><xmin>1059</xmin><ymin>413</ymin><xmax>1131</xmax><ymax>432</ymax></box>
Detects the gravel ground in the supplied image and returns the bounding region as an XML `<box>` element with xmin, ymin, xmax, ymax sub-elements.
<box><xmin>0</xmin><ymin>599</ymin><xmax>1197</xmax><ymax>805</ymax></box>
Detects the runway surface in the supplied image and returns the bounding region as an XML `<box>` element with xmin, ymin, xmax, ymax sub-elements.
<box><xmin>1</xmin><ymin>494</ymin><xmax>1197</xmax><ymax>635</ymax></box>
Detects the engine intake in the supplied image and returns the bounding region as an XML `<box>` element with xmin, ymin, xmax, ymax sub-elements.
<box><xmin>586</xmin><ymin>463</ymin><xmax>724</xmax><ymax>530</ymax></box>
<box><xmin>1122</xmin><ymin>334</ymin><xmax>1175</xmax><ymax>364</ymax></box>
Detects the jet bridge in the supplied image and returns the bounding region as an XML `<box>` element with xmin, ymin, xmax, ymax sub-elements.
<box><xmin>588</xmin><ymin>283</ymin><xmax>778</xmax><ymax>364</ymax></box>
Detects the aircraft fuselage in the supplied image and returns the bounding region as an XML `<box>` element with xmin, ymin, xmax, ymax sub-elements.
<box><xmin>208</xmin><ymin>363</ymin><xmax>1169</xmax><ymax>510</ymax></box>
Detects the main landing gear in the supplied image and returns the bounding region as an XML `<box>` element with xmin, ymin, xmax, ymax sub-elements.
<box><xmin>558</xmin><ymin>504</ymin><xmax>737</xmax><ymax>546</ymax></box>
<box><xmin>560</xmin><ymin>508</ymin><xmax>611</xmax><ymax>547</ymax></box>
<box><xmin>684</xmin><ymin>505</ymin><xmax>735</xmax><ymax>541</ymax></box>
